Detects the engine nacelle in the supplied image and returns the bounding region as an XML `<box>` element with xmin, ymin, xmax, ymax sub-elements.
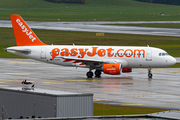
<box><xmin>102</xmin><ymin>63</ymin><xmax>122</xmax><ymax>75</ymax></box>
<box><xmin>122</xmin><ymin>68</ymin><xmax>132</xmax><ymax>73</ymax></box>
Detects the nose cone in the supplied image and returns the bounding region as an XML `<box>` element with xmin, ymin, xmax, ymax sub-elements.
<box><xmin>169</xmin><ymin>56</ymin><xmax>176</xmax><ymax>66</ymax></box>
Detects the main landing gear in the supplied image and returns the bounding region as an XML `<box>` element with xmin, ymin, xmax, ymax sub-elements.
<box><xmin>86</xmin><ymin>70</ymin><xmax>102</xmax><ymax>78</ymax></box>
<box><xmin>86</xmin><ymin>71</ymin><xmax>93</xmax><ymax>78</ymax></box>
<box><xmin>95</xmin><ymin>70</ymin><xmax>101</xmax><ymax>78</ymax></box>
<box><xmin>148</xmin><ymin>67</ymin><xmax>153</xmax><ymax>79</ymax></box>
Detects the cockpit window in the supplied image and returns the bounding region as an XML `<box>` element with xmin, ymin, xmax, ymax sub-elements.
<box><xmin>159</xmin><ymin>53</ymin><xmax>169</xmax><ymax>56</ymax></box>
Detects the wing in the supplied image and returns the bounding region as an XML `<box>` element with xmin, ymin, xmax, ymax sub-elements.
<box><xmin>58</xmin><ymin>56</ymin><xmax>128</xmax><ymax>69</ymax></box>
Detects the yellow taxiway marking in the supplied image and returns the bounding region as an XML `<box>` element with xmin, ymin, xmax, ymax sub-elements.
<box><xmin>66</xmin><ymin>80</ymin><xmax>101</xmax><ymax>82</ymax></box>
<box><xmin>6</xmin><ymin>62</ymin><xmax>42</xmax><ymax>65</ymax></box>
<box><xmin>93</xmin><ymin>99</ymin><xmax>105</xmax><ymax>101</ymax></box>
<box><xmin>121</xmin><ymin>104</ymin><xmax>143</xmax><ymax>106</ymax></box>
<box><xmin>0</xmin><ymin>79</ymin><xmax>34</xmax><ymax>82</ymax></box>
<box><xmin>43</xmin><ymin>82</ymin><xmax>73</xmax><ymax>84</ymax></box>
<box><xmin>0</xmin><ymin>73</ymin><xmax>30</xmax><ymax>75</ymax></box>
<box><xmin>0</xmin><ymin>85</ymin><xmax>18</xmax><ymax>87</ymax></box>
<box><xmin>0</xmin><ymin>85</ymin><xmax>8</xmax><ymax>87</ymax></box>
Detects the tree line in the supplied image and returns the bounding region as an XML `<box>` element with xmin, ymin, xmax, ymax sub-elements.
<box><xmin>45</xmin><ymin>0</ymin><xmax>86</xmax><ymax>4</ymax></box>
<box><xmin>134</xmin><ymin>0</ymin><xmax>180</xmax><ymax>5</ymax></box>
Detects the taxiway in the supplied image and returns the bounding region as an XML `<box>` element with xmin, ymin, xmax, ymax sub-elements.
<box><xmin>1</xmin><ymin>20</ymin><xmax>180</xmax><ymax>37</ymax></box>
<box><xmin>0</xmin><ymin>58</ymin><xmax>180</xmax><ymax>109</ymax></box>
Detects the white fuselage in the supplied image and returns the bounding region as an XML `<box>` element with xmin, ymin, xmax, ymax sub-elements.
<box><xmin>7</xmin><ymin>45</ymin><xmax>176</xmax><ymax>68</ymax></box>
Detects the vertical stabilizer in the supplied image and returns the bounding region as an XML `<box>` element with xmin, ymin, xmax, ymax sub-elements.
<box><xmin>10</xmin><ymin>14</ymin><xmax>46</xmax><ymax>46</ymax></box>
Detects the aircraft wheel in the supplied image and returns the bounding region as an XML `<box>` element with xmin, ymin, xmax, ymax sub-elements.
<box><xmin>87</xmin><ymin>71</ymin><xmax>93</xmax><ymax>78</ymax></box>
<box><xmin>148</xmin><ymin>67</ymin><xmax>152</xmax><ymax>79</ymax></box>
<box><xmin>148</xmin><ymin>73</ymin><xmax>152</xmax><ymax>78</ymax></box>
<box><xmin>95</xmin><ymin>70</ymin><xmax>101</xmax><ymax>78</ymax></box>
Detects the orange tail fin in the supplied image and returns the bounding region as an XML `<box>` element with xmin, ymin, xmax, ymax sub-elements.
<box><xmin>10</xmin><ymin>14</ymin><xmax>46</xmax><ymax>46</ymax></box>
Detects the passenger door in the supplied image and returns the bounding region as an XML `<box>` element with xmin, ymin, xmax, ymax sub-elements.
<box><xmin>146</xmin><ymin>49</ymin><xmax>152</xmax><ymax>61</ymax></box>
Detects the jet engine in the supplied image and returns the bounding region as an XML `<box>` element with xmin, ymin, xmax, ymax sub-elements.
<box><xmin>102</xmin><ymin>63</ymin><xmax>122</xmax><ymax>75</ymax></box>
<box><xmin>122</xmin><ymin>68</ymin><xmax>132</xmax><ymax>73</ymax></box>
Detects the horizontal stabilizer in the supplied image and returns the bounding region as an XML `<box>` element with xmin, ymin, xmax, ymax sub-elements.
<box><xmin>6</xmin><ymin>48</ymin><xmax>31</xmax><ymax>54</ymax></box>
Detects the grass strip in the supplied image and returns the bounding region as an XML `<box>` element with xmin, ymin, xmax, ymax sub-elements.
<box><xmin>93</xmin><ymin>103</ymin><xmax>170</xmax><ymax>116</ymax></box>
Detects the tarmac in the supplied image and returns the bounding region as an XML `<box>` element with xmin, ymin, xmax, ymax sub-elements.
<box><xmin>1</xmin><ymin>20</ymin><xmax>180</xmax><ymax>110</ymax></box>
<box><xmin>0</xmin><ymin>58</ymin><xmax>180</xmax><ymax>110</ymax></box>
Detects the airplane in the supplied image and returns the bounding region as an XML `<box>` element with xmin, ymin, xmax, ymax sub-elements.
<box><xmin>6</xmin><ymin>14</ymin><xmax>177</xmax><ymax>78</ymax></box>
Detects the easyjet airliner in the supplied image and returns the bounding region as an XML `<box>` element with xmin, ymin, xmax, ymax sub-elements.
<box><xmin>6</xmin><ymin>15</ymin><xmax>176</xmax><ymax>78</ymax></box>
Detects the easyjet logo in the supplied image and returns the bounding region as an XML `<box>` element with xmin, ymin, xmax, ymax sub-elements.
<box><xmin>50</xmin><ymin>47</ymin><xmax>145</xmax><ymax>60</ymax></box>
<box><xmin>106</xmin><ymin>68</ymin><xmax>116</xmax><ymax>70</ymax></box>
<box><xmin>16</xmin><ymin>19</ymin><xmax>36</xmax><ymax>42</ymax></box>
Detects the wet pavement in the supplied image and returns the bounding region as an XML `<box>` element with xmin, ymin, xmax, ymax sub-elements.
<box><xmin>0</xmin><ymin>58</ymin><xmax>180</xmax><ymax>109</ymax></box>
<box><xmin>2</xmin><ymin>20</ymin><xmax>180</xmax><ymax>37</ymax></box>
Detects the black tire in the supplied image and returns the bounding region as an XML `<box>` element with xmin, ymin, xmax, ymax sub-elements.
<box><xmin>148</xmin><ymin>73</ymin><xmax>152</xmax><ymax>78</ymax></box>
<box><xmin>95</xmin><ymin>70</ymin><xmax>101</xmax><ymax>77</ymax></box>
<box><xmin>86</xmin><ymin>71</ymin><xmax>93</xmax><ymax>78</ymax></box>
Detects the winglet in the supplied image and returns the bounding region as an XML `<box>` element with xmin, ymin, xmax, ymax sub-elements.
<box><xmin>10</xmin><ymin>14</ymin><xmax>46</xmax><ymax>46</ymax></box>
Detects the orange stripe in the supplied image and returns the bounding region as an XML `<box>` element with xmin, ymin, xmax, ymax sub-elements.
<box><xmin>73</xmin><ymin>60</ymin><xmax>88</xmax><ymax>63</ymax></box>
<box><xmin>63</xmin><ymin>59</ymin><xmax>75</xmax><ymax>62</ymax></box>
<box><xmin>79</xmin><ymin>63</ymin><xmax>87</xmax><ymax>65</ymax></box>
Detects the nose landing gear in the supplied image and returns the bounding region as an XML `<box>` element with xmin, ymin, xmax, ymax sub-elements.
<box><xmin>148</xmin><ymin>67</ymin><xmax>153</xmax><ymax>79</ymax></box>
